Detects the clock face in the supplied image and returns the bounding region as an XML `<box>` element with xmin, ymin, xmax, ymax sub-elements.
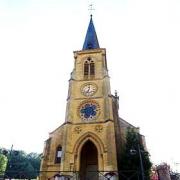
<box><xmin>78</xmin><ymin>100</ymin><xmax>100</xmax><ymax>121</ymax></box>
<box><xmin>81</xmin><ymin>83</ymin><xmax>97</xmax><ymax>96</ymax></box>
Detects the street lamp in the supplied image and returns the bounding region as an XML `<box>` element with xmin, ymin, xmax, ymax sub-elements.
<box><xmin>137</xmin><ymin>143</ymin><xmax>145</xmax><ymax>180</ymax></box>
<box><xmin>130</xmin><ymin>135</ymin><xmax>146</xmax><ymax>180</ymax></box>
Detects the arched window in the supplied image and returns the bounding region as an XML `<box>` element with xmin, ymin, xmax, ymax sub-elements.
<box><xmin>84</xmin><ymin>61</ymin><xmax>89</xmax><ymax>76</ymax></box>
<box><xmin>90</xmin><ymin>62</ymin><xmax>95</xmax><ymax>76</ymax></box>
<box><xmin>84</xmin><ymin>58</ymin><xmax>95</xmax><ymax>79</ymax></box>
<box><xmin>55</xmin><ymin>145</ymin><xmax>62</xmax><ymax>163</ymax></box>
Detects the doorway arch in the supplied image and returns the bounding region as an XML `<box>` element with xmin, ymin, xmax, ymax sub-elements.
<box><xmin>73</xmin><ymin>132</ymin><xmax>105</xmax><ymax>173</ymax></box>
<box><xmin>80</xmin><ymin>140</ymin><xmax>98</xmax><ymax>180</ymax></box>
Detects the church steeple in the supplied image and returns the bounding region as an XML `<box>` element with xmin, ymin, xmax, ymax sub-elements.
<box><xmin>82</xmin><ymin>15</ymin><xmax>100</xmax><ymax>50</ymax></box>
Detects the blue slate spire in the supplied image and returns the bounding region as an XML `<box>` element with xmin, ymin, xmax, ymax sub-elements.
<box><xmin>82</xmin><ymin>15</ymin><xmax>100</xmax><ymax>50</ymax></box>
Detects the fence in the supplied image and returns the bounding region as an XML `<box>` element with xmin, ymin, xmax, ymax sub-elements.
<box><xmin>0</xmin><ymin>170</ymin><xmax>146</xmax><ymax>180</ymax></box>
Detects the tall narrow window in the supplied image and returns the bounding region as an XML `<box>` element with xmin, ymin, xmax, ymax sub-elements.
<box><xmin>55</xmin><ymin>145</ymin><xmax>62</xmax><ymax>163</ymax></box>
<box><xmin>90</xmin><ymin>62</ymin><xmax>95</xmax><ymax>75</ymax></box>
<box><xmin>84</xmin><ymin>61</ymin><xmax>89</xmax><ymax>76</ymax></box>
<box><xmin>84</xmin><ymin>58</ymin><xmax>95</xmax><ymax>79</ymax></box>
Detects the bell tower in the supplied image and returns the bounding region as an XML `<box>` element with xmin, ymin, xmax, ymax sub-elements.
<box><xmin>66</xmin><ymin>15</ymin><xmax>112</xmax><ymax>124</ymax></box>
<box><xmin>40</xmin><ymin>16</ymin><xmax>119</xmax><ymax>180</ymax></box>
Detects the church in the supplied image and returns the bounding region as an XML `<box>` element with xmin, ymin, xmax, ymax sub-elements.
<box><xmin>40</xmin><ymin>15</ymin><xmax>145</xmax><ymax>180</ymax></box>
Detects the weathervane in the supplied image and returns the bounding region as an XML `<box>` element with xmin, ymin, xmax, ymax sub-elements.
<box><xmin>88</xmin><ymin>4</ymin><xmax>95</xmax><ymax>16</ymax></box>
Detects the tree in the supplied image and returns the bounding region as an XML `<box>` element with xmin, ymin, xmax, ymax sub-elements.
<box><xmin>119</xmin><ymin>128</ymin><xmax>152</xmax><ymax>180</ymax></box>
<box><xmin>4</xmin><ymin>149</ymin><xmax>41</xmax><ymax>179</ymax></box>
<box><xmin>0</xmin><ymin>153</ymin><xmax>7</xmax><ymax>176</ymax></box>
<box><xmin>27</xmin><ymin>152</ymin><xmax>42</xmax><ymax>177</ymax></box>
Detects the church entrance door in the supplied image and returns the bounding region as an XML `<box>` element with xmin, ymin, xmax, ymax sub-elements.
<box><xmin>80</xmin><ymin>140</ymin><xmax>98</xmax><ymax>180</ymax></box>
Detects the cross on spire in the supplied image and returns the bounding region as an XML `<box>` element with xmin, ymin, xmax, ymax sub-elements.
<box><xmin>88</xmin><ymin>4</ymin><xmax>95</xmax><ymax>16</ymax></box>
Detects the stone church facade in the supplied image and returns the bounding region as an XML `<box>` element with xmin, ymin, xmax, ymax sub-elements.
<box><xmin>40</xmin><ymin>16</ymin><xmax>142</xmax><ymax>180</ymax></box>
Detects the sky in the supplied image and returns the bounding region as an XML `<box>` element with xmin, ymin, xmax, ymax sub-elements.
<box><xmin>0</xmin><ymin>0</ymin><xmax>180</xmax><ymax>172</ymax></box>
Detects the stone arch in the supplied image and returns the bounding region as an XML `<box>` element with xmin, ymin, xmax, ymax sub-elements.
<box><xmin>73</xmin><ymin>132</ymin><xmax>106</xmax><ymax>171</ymax></box>
<box><xmin>83</xmin><ymin>57</ymin><xmax>96</xmax><ymax>79</ymax></box>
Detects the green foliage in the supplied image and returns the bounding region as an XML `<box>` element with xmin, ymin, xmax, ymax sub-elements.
<box><xmin>27</xmin><ymin>152</ymin><xmax>42</xmax><ymax>177</ymax></box>
<box><xmin>0</xmin><ymin>153</ymin><xmax>8</xmax><ymax>175</ymax></box>
<box><xmin>119</xmin><ymin>128</ymin><xmax>152</xmax><ymax>180</ymax></box>
<box><xmin>0</xmin><ymin>148</ymin><xmax>41</xmax><ymax>179</ymax></box>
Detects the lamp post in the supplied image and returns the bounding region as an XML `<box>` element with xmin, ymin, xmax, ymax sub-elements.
<box><xmin>130</xmin><ymin>134</ymin><xmax>145</xmax><ymax>180</ymax></box>
<box><xmin>137</xmin><ymin>143</ymin><xmax>145</xmax><ymax>180</ymax></box>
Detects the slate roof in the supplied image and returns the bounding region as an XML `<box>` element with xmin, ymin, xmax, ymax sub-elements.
<box><xmin>82</xmin><ymin>15</ymin><xmax>100</xmax><ymax>50</ymax></box>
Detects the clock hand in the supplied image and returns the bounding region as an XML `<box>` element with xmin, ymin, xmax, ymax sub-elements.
<box><xmin>87</xmin><ymin>85</ymin><xmax>90</xmax><ymax>92</ymax></box>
